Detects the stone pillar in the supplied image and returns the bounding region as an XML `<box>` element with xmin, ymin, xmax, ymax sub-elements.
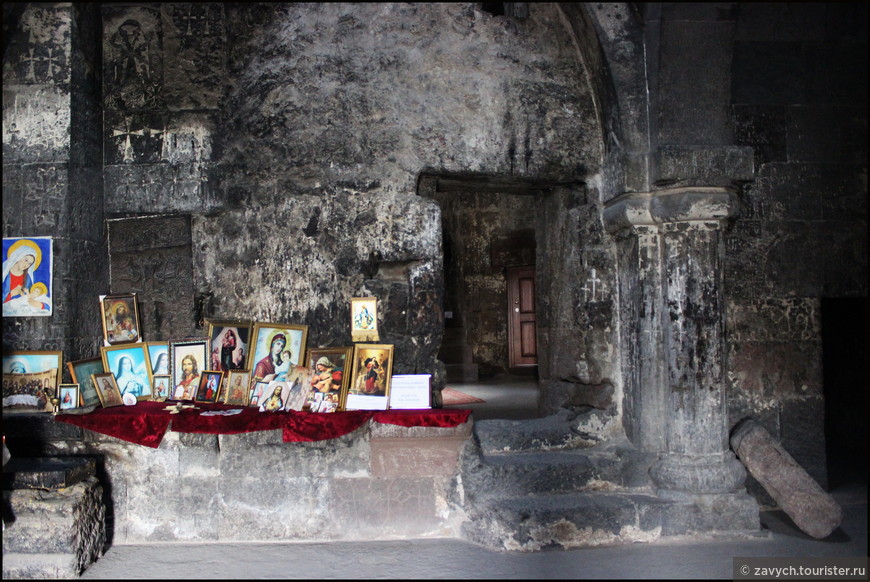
<box><xmin>605</xmin><ymin>187</ymin><xmax>746</xmax><ymax>498</ymax></box>
<box><xmin>2</xmin><ymin>3</ymin><xmax>105</xmax><ymax>357</ymax></box>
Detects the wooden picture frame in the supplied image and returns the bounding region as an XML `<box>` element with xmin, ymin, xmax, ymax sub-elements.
<box><xmin>248</xmin><ymin>380</ymin><xmax>270</xmax><ymax>408</ymax></box>
<box><xmin>152</xmin><ymin>374</ymin><xmax>171</xmax><ymax>401</ymax></box>
<box><xmin>205</xmin><ymin>319</ymin><xmax>252</xmax><ymax>373</ymax></box>
<box><xmin>100</xmin><ymin>343</ymin><xmax>153</xmax><ymax>401</ymax></box>
<box><xmin>169</xmin><ymin>339</ymin><xmax>209</xmax><ymax>401</ymax></box>
<box><xmin>100</xmin><ymin>293</ymin><xmax>142</xmax><ymax>346</ymax></box>
<box><xmin>304</xmin><ymin>346</ymin><xmax>353</xmax><ymax>412</ymax></box>
<box><xmin>2</xmin><ymin>236</ymin><xmax>54</xmax><ymax>317</ymax></box>
<box><xmin>258</xmin><ymin>381</ymin><xmax>292</xmax><ymax>412</ymax></box>
<box><xmin>92</xmin><ymin>372</ymin><xmax>123</xmax><ymax>408</ymax></box>
<box><xmin>66</xmin><ymin>356</ymin><xmax>105</xmax><ymax>408</ymax></box>
<box><xmin>146</xmin><ymin>341</ymin><xmax>170</xmax><ymax>376</ymax></box>
<box><xmin>58</xmin><ymin>383</ymin><xmax>79</xmax><ymax>411</ymax></box>
<box><xmin>249</xmin><ymin>322</ymin><xmax>309</xmax><ymax>384</ymax></box>
<box><xmin>350</xmin><ymin>297</ymin><xmax>379</xmax><ymax>342</ymax></box>
<box><xmin>225</xmin><ymin>370</ymin><xmax>252</xmax><ymax>405</ymax></box>
<box><xmin>345</xmin><ymin>344</ymin><xmax>393</xmax><ymax>411</ymax></box>
<box><xmin>2</xmin><ymin>351</ymin><xmax>63</xmax><ymax>413</ymax></box>
<box><xmin>195</xmin><ymin>370</ymin><xmax>223</xmax><ymax>403</ymax></box>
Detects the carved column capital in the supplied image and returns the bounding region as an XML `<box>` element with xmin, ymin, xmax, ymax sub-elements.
<box><xmin>603</xmin><ymin>187</ymin><xmax>739</xmax><ymax>235</ymax></box>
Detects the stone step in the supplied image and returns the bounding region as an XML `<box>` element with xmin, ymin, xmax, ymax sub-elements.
<box><xmin>461</xmin><ymin>489</ymin><xmax>763</xmax><ymax>551</ymax></box>
<box><xmin>461</xmin><ymin>491</ymin><xmax>669</xmax><ymax>551</ymax></box>
<box><xmin>465</xmin><ymin>451</ymin><xmax>631</xmax><ymax>499</ymax></box>
<box><xmin>2</xmin><ymin>476</ymin><xmax>106</xmax><ymax>580</ymax></box>
<box><xmin>473</xmin><ymin>410</ymin><xmax>607</xmax><ymax>454</ymax></box>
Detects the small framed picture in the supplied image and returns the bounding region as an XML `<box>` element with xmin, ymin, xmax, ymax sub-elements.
<box><xmin>346</xmin><ymin>344</ymin><xmax>393</xmax><ymax>411</ymax></box>
<box><xmin>2</xmin><ymin>236</ymin><xmax>53</xmax><ymax>317</ymax></box>
<box><xmin>284</xmin><ymin>365</ymin><xmax>314</xmax><ymax>411</ymax></box>
<box><xmin>305</xmin><ymin>346</ymin><xmax>353</xmax><ymax>412</ymax></box>
<box><xmin>249</xmin><ymin>322</ymin><xmax>309</xmax><ymax>384</ymax></box>
<box><xmin>147</xmin><ymin>342</ymin><xmax>170</xmax><ymax>376</ymax></box>
<box><xmin>351</xmin><ymin>297</ymin><xmax>379</xmax><ymax>342</ymax></box>
<box><xmin>205</xmin><ymin>319</ymin><xmax>252</xmax><ymax>373</ymax></box>
<box><xmin>92</xmin><ymin>372</ymin><xmax>123</xmax><ymax>408</ymax></box>
<box><xmin>2</xmin><ymin>351</ymin><xmax>63</xmax><ymax>413</ymax></box>
<box><xmin>258</xmin><ymin>381</ymin><xmax>291</xmax><ymax>412</ymax></box>
<box><xmin>100</xmin><ymin>343</ymin><xmax>153</xmax><ymax>401</ymax></box>
<box><xmin>248</xmin><ymin>380</ymin><xmax>269</xmax><ymax>408</ymax></box>
<box><xmin>58</xmin><ymin>383</ymin><xmax>80</xmax><ymax>411</ymax></box>
<box><xmin>169</xmin><ymin>338</ymin><xmax>209</xmax><ymax>401</ymax></box>
<box><xmin>195</xmin><ymin>370</ymin><xmax>223</xmax><ymax>403</ymax></box>
<box><xmin>66</xmin><ymin>356</ymin><xmax>105</xmax><ymax>408</ymax></box>
<box><xmin>100</xmin><ymin>293</ymin><xmax>142</xmax><ymax>346</ymax></box>
<box><xmin>152</xmin><ymin>374</ymin><xmax>171</xmax><ymax>401</ymax></box>
<box><xmin>225</xmin><ymin>370</ymin><xmax>252</xmax><ymax>405</ymax></box>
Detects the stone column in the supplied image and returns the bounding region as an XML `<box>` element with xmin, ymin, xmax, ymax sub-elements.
<box><xmin>605</xmin><ymin>187</ymin><xmax>746</xmax><ymax>498</ymax></box>
<box><xmin>2</xmin><ymin>4</ymin><xmax>105</xmax><ymax>357</ymax></box>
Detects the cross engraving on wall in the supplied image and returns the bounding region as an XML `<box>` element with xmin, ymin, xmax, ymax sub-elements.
<box><xmin>112</xmin><ymin>117</ymin><xmax>144</xmax><ymax>163</ymax></box>
<box><xmin>580</xmin><ymin>267</ymin><xmax>602</xmax><ymax>304</ymax></box>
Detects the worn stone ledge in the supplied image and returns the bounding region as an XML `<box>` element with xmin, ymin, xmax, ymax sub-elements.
<box><xmin>603</xmin><ymin>186</ymin><xmax>740</xmax><ymax>233</ymax></box>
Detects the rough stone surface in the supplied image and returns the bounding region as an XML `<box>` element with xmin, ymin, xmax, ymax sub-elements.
<box><xmin>2</xmin><ymin>2</ymin><xmax>866</xmax><ymax>550</ymax></box>
<box><xmin>2</xmin><ymin>476</ymin><xmax>106</xmax><ymax>579</ymax></box>
<box><xmin>730</xmin><ymin>418</ymin><xmax>842</xmax><ymax>539</ymax></box>
<box><xmin>28</xmin><ymin>418</ymin><xmax>469</xmax><ymax>544</ymax></box>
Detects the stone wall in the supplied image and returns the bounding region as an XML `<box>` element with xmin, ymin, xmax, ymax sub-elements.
<box><xmin>93</xmin><ymin>3</ymin><xmax>602</xmax><ymax>401</ymax></box>
<box><xmin>723</xmin><ymin>2</ymin><xmax>868</xmax><ymax>489</ymax></box>
<box><xmin>2</xmin><ymin>3</ymin><xmax>105</xmax><ymax>361</ymax></box>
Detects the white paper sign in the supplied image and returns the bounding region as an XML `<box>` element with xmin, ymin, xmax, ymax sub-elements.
<box><xmin>344</xmin><ymin>394</ymin><xmax>389</xmax><ymax>411</ymax></box>
<box><xmin>388</xmin><ymin>374</ymin><xmax>431</xmax><ymax>409</ymax></box>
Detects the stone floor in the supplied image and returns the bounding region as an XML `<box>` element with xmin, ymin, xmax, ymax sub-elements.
<box><xmin>78</xmin><ymin>377</ymin><xmax>868</xmax><ymax>579</ymax></box>
<box><xmin>78</xmin><ymin>482</ymin><xmax>867</xmax><ymax>579</ymax></box>
<box><xmin>442</xmin><ymin>375</ymin><xmax>541</xmax><ymax>420</ymax></box>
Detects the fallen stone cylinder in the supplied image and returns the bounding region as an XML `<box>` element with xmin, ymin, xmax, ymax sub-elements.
<box><xmin>730</xmin><ymin>418</ymin><xmax>842</xmax><ymax>539</ymax></box>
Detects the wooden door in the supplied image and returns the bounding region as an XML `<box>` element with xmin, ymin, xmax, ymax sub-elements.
<box><xmin>507</xmin><ymin>266</ymin><xmax>537</xmax><ymax>368</ymax></box>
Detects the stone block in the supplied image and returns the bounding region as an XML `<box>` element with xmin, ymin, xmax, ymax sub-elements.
<box><xmin>733</xmin><ymin>104</ymin><xmax>788</xmax><ymax>166</ymax></box>
<box><xmin>657</xmin><ymin>492</ymin><xmax>760</xmax><ymax>536</ymax></box>
<box><xmin>369</xmin><ymin>420</ymin><xmax>472</xmax><ymax>439</ymax></box>
<box><xmin>332</xmin><ymin>476</ymin><xmax>442</xmax><ymax>538</ymax></box>
<box><xmin>370</xmin><ymin>436</ymin><xmax>465</xmax><ymax>477</ymax></box>
<box><xmin>2</xmin><ymin>476</ymin><xmax>105</xmax><ymax>578</ymax></box>
<box><xmin>3</xmin><ymin>456</ymin><xmax>95</xmax><ymax>489</ymax></box>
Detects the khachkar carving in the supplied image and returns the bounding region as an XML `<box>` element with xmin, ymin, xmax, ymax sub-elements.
<box><xmin>7</xmin><ymin>5</ymin><xmax>70</xmax><ymax>85</ymax></box>
<box><xmin>164</xmin><ymin>3</ymin><xmax>226</xmax><ymax>110</ymax></box>
<box><xmin>108</xmin><ymin>217</ymin><xmax>196</xmax><ymax>340</ymax></box>
<box><xmin>605</xmin><ymin>187</ymin><xmax>748</xmax><ymax>498</ymax></box>
<box><xmin>104</xmin><ymin>10</ymin><xmax>164</xmax><ymax>111</ymax></box>
<box><xmin>107</xmin><ymin>114</ymin><xmax>170</xmax><ymax>165</ymax></box>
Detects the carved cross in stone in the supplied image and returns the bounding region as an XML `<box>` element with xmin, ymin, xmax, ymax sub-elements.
<box><xmin>39</xmin><ymin>47</ymin><xmax>62</xmax><ymax>80</ymax></box>
<box><xmin>21</xmin><ymin>48</ymin><xmax>39</xmax><ymax>81</ymax></box>
<box><xmin>112</xmin><ymin>118</ymin><xmax>145</xmax><ymax>163</ymax></box>
<box><xmin>587</xmin><ymin>268</ymin><xmax>601</xmax><ymax>302</ymax></box>
<box><xmin>579</xmin><ymin>268</ymin><xmax>603</xmax><ymax>304</ymax></box>
<box><xmin>145</xmin><ymin>121</ymin><xmax>170</xmax><ymax>161</ymax></box>
<box><xmin>178</xmin><ymin>5</ymin><xmax>207</xmax><ymax>36</ymax></box>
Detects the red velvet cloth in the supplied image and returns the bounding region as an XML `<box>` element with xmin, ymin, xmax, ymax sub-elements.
<box><xmin>373</xmin><ymin>408</ymin><xmax>471</xmax><ymax>427</ymax></box>
<box><xmin>55</xmin><ymin>402</ymin><xmax>471</xmax><ymax>448</ymax></box>
<box><xmin>54</xmin><ymin>401</ymin><xmax>173</xmax><ymax>448</ymax></box>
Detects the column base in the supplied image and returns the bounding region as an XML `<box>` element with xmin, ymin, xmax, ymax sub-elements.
<box><xmin>650</xmin><ymin>451</ymin><xmax>747</xmax><ymax>500</ymax></box>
